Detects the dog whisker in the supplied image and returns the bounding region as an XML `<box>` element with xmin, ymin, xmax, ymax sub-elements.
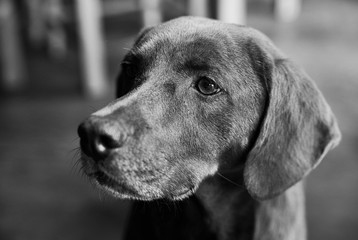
<box><xmin>69</xmin><ymin>147</ymin><xmax>83</xmax><ymax>176</ymax></box>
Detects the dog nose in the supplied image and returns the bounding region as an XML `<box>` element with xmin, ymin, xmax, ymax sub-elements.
<box><xmin>77</xmin><ymin>116</ymin><xmax>126</xmax><ymax>160</ymax></box>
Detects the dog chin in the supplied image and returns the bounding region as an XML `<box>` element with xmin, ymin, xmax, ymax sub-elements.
<box><xmin>90</xmin><ymin>172</ymin><xmax>195</xmax><ymax>201</ymax></box>
<box><xmin>95</xmin><ymin>182</ymin><xmax>149</xmax><ymax>200</ymax></box>
<box><xmin>88</xmin><ymin>171</ymin><xmax>144</xmax><ymax>199</ymax></box>
<box><xmin>97</xmin><ymin>181</ymin><xmax>195</xmax><ymax>202</ymax></box>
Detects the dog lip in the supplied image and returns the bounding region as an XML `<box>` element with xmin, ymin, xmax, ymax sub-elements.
<box><xmin>170</xmin><ymin>187</ymin><xmax>195</xmax><ymax>200</ymax></box>
<box><xmin>91</xmin><ymin>171</ymin><xmax>138</xmax><ymax>196</ymax></box>
<box><xmin>93</xmin><ymin>171</ymin><xmax>116</xmax><ymax>186</ymax></box>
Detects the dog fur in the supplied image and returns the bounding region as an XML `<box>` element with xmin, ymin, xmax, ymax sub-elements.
<box><xmin>78</xmin><ymin>17</ymin><xmax>341</xmax><ymax>240</ymax></box>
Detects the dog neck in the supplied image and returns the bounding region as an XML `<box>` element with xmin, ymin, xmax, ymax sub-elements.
<box><xmin>195</xmin><ymin>176</ymin><xmax>307</xmax><ymax>240</ymax></box>
<box><xmin>125</xmin><ymin>177</ymin><xmax>306</xmax><ymax>240</ymax></box>
<box><xmin>195</xmin><ymin>175</ymin><xmax>255</xmax><ymax>240</ymax></box>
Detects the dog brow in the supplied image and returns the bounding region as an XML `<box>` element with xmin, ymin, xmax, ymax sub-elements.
<box><xmin>183</xmin><ymin>59</ymin><xmax>211</xmax><ymax>72</ymax></box>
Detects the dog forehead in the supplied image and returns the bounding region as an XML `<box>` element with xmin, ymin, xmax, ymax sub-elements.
<box><xmin>131</xmin><ymin>19</ymin><xmax>243</xmax><ymax>76</ymax></box>
<box><xmin>134</xmin><ymin>17</ymin><xmax>235</xmax><ymax>55</ymax></box>
<box><xmin>160</xmin><ymin>17</ymin><xmax>224</xmax><ymax>38</ymax></box>
<box><xmin>152</xmin><ymin>16</ymin><xmax>285</xmax><ymax>60</ymax></box>
<box><xmin>156</xmin><ymin>16</ymin><xmax>236</xmax><ymax>38</ymax></box>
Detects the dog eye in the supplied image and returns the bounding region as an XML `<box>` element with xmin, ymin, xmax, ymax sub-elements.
<box><xmin>122</xmin><ymin>63</ymin><xmax>136</xmax><ymax>78</ymax></box>
<box><xmin>195</xmin><ymin>77</ymin><xmax>221</xmax><ymax>95</ymax></box>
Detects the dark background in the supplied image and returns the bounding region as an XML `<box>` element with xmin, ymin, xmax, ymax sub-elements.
<box><xmin>0</xmin><ymin>0</ymin><xmax>357</xmax><ymax>239</ymax></box>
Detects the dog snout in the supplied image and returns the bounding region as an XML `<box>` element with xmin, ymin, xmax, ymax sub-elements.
<box><xmin>77</xmin><ymin>116</ymin><xmax>127</xmax><ymax>161</ymax></box>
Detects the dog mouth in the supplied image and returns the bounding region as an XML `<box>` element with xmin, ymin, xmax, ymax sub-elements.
<box><xmin>88</xmin><ymin>170</ymin><xmax>139</xmax><ymax>197</ymax></box>
<box><xmin>88</xmin><ymin>170</ymin><xmax>195</xmax><ymax>201</ymax></box>
<box><xmin>92</xmin><ymin>171</ymin><xmax>117</xmax><ymax>187</ymax></box>
<box><xmin>170</xmin><ymin>188</ymin><xmax>195</xmax><ymax>200</ymax></box>
<box><xmin>81</xmin><ymin>154</ymin><xmax>197</xmax><ymax>201</ymax></box>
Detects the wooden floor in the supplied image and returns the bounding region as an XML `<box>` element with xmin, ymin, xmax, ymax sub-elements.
<box><xmin>1</xmin><ymin>0</ymin><xmax>358</xmax><ymax>239</ymax></box>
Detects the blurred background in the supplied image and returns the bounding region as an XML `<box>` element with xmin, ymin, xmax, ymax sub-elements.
<box><xmin>0</xmin><ymin>0</ymin><xmax>357</xmax><ymax>239</ymax></box>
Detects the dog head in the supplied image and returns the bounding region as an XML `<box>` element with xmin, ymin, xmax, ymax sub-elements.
<box><xmin>78</xmin><ymin>17</ymin><xmax>341</xmax><ymax>201</ymax></box>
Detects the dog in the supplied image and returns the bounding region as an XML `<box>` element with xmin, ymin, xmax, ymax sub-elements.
<box><xmin>78</xmin><ymin>17</ymin><xmax>341</xmax><ymax>240</ymax></box>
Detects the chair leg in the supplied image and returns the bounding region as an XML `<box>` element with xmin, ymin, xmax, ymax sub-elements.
<box><xmin>75</xmin><ymin>0</ymin><xmax>108</xmax><ymax>98</ymax></box>
<box><xmin>274</xmin><ymin>0</ymin><xmax>301</xmax><ymax>22</ymax></box>
<box><xmin>0</xmin><ymin>0</ymin><xmax>26</xmax><ymax>91</ymax></box>
<box><xmin>217</xmin><ymin>0</ymin><xmax>246</xmax><ymax>25</ymax></box>
<box><xmin>139</xmin><ymin>0</ymin><xmax>162</xmax><ymax>27</ymax></box>
<box><xmin>188</xmin><ymin>0</ymin><xmax>209</xmax><ymax>17</ymax></box>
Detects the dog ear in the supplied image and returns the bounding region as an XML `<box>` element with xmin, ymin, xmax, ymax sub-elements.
<box><xmin>243</xmin><ymin>40</ymin><xmax>341</xmax><ymax>201</ymax></box>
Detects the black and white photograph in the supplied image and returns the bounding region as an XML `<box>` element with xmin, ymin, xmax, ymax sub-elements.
<box><xmin>0</xmin><ymin>0</ymin><xmax>357</xmax><ymax>240</ymax></box>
